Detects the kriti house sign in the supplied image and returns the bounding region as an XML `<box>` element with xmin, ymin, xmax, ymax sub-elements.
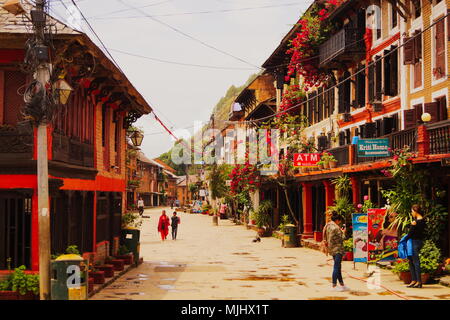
<box><xmin>357</xmin><ymin>138</ymin><xmax>390</xmax><ymax>157</ymax></box>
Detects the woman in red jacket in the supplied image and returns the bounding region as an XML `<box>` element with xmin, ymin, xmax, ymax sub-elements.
<box><xmin>158</xmin><ymin>210</ymin><xmax>171</xmax><ymax>241</ymax></box>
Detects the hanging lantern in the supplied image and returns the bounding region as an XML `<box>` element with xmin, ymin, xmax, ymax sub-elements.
<box><xmin>130</xmin><ymin>130</ymin><xmax>144</xmax><ymax>147</ymax></box>
<box><xmin>53</xmin><ymin>78</ymin><xmax>73</xmax><ymax>105</ymax></box>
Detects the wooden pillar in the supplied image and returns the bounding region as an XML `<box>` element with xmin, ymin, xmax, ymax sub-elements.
<box><xmin>417</xmin><ymin>125</ymin><xmax>430</xmax><ymax>157</ymax></box>
<box><xmin>301</xmin><ymin>182</ymin><xmax>313</xmax><ymax>238</ymax></box>
<box><xmin>323</xmin><ymin>180</ymin><xmax>335</xmax><ymax>224</ymax></box>
<box><xmin>350</xmin><ymin>176</ymin><xmax>360</xmax><ymax>205</ymax></box>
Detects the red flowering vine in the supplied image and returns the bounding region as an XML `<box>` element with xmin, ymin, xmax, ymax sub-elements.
<box><xmin>228</xmin><ymin>161</ymin><xmax>260</xmax><ymax>195</ymax></box>
<box><xmin>286</xmin><ymin>0</ymin><xmax>342</xmax><ymax>89</ymax></box>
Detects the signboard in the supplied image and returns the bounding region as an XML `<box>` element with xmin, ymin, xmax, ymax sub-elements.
<box><xmin>352</xmin><ymin>213</ymin><xmax>368</xmax><ymax>263</ymax></box>
<box><xmin>368</xmin><ymin>209</ymin><xmax>398</xmax><ymax>261</ymax></box>
<box><xmin>293</xmin><ymin>153</ymin><xmax>321</xmax><ymax>167</ymax></box>
<box><xmin>260</xmin><ymin>163</ymin><xmax>278</xmax><ymax>176</ymax></box>
<box><xmin>357</xmin><ymin>139</ymin><xmax>390</xmax><ymax>157</ymax></box>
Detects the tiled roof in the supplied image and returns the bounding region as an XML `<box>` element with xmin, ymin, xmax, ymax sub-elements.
<box><xmin>0</xmin><ymin>0</ymin><xmax>80</xmax><ymax>35</ymax></box>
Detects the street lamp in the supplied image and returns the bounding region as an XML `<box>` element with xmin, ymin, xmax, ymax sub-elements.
<box><xmin>421</xmin><ymin>112</ymin><xmax>432</xmax><ymax>123</ymax></box>
<box><xmin>53</xmin><ymin>78</ymin><xmax>73</xmax><ymax>105</ymax></box>
<box><xmin>130</xmin><ymin>130</ymin><xmax>144</xmax><ymax>147</ymax></box>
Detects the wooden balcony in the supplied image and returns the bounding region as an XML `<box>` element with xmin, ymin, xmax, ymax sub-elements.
<box><xmin>319</xmin><ymin>28</ymin><xmax>365</xmax><ymax>68</ymax></box>
<box><xmin>52</xmin><ymin>132</ymin><xmax>95</xmax><ymax>168</ymax></box>
<box><xmin>0</xmin><ymin>124</ymin><xmax>33</xmax><ymax>161</ymax></box>
<box><xmin>428</xmin><ymin>119</ymin><xmax>450</xmax><ymax>155</ymax></box>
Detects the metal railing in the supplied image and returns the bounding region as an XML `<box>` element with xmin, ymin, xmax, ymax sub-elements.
<box><xmin>428</xmin><ymin>119</ymin><xmax>450</xmax><ymax>155</ymax></box>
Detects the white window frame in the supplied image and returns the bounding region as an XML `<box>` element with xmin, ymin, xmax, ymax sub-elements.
<box><xmin>388</xmin><ymin>2</ymin><xmax>399</xmax><ymax>35</ymax></box>
<box><xmin>430</xmin><ymin>1</ymin><xmax>447</xmax><ymax>86</ymax></box>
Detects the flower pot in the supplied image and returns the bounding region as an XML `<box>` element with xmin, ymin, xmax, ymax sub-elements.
<box><xmin>90</xmin><ymin>270</ymin><xmax>106</xmax><ymax>284</ymax></box>
<box><xmin>257</xmin><ymin>227</ymin><xmax>266</xmax><ymax>237</ymax></box>
<box><xmin>421</xmin><ymin>273</ymin><xmax>431</xmax><ymax>284</ymax></box>
<box><xmin>323</xmin><ymin>162</ymin><xmax>330</xmax><ymax>169</ymax></box>
<box><xmin>329</xmin><ymin>160</ymin><xmax>338</xmax><ymax>168</ymax></box>
<box><xmin>17</xmin><ymin>292</ymin><xmax>38</xmax><ymax>300</ymax></box>
<box><xmin>0</xmin><ymin>291</ymin><xmax>20</xmax><ymax>300</ymax></box>
<box><xmin>400</xmin><ymin>271</ymin><xmax>412</xmax><ymax>284</ymax></box>
<box><xmin>98</xmin><ymin>264</ymin><xmax>115</xmax><ymax>278</ymax></box>
<box><xmin>88</xmin><ymin>277</ymin><xmax>95</xmax><ymax>292</ymax></box>
<box><xmin>318</xmin><ymin>163</ymin><xmax>324</xmax><ymax>170</ymax></box>
<box><xmin>343</xmin><ymin>252</ymin><xmax>353</xmax><ymax>261</ymax></box>
<box><xmin>115</xmin><ymin>253</ymin><xmax>134</xmax><ymax>265</ymax></box>
<box><xmin>110</xmin><ymin>259</ymin><xmax>125</xmax><ymax>271</ymax></box>
<box><xmin>251</xmin><ymin>219</ymin><xmax>256</xmax><ymax>225</ymax></box>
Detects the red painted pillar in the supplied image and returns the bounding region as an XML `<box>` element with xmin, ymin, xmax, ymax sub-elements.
<box><xmin>350</xmin><ymin>176</ymin><xmax>360</xmax><ymax>206</ymax></box>
<box><xmin>93</xmin><ymin>191</ymin><xmax>97</xmax><ymax>252</ymax></box>
<box><xmin>31</xmin><ymin>192</ymin><xmax>39</xmax><ymax>271</ymax></box>
<box><xmin>323</xmin><ymin>180</ymin><xmax>335</xmax><ymax>208</ymax></box>
<box><xmin>301</xmin><ymin>182</ymin><xmax>313</xmax><ymax>238</ymax></box>
<box><xmin>417</xmin><ymin>125</ymin><xmax>430</xmax><ymax>157</ymax></box>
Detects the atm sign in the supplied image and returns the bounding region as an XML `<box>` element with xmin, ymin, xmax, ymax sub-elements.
<box><xmin>293</xmin><ymin>153</ymin><xmax>321</xmax><ymax>167</ymax></box>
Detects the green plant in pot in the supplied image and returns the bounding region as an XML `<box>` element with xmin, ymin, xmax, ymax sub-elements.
<box><xmin>317</xmin><ymin>160</ymin><xmax>325</xmax><ymax>170</ymax></box>
<box><xmin>419</xmin><ymin>240</ymin><xmax>441</xmax><ymax>283</ymax></box>
<box><xmin>343</xmin><ymin>237</ymin><xmax>353</xmax><ymax>261</ymax></box>
<box><xmin>392</xmin><ymin>259</ymin><xmax>411</xmax><ymax>284</ymax></box>
<box><xmin>251</xmin><ymin>200</ymin><xmax>273</xmax><ymax>237</ymax></box>
<box><xmin>0</xmin><ymin>266</ymin><xmax>39</xmax><ymax>298</ymax></box>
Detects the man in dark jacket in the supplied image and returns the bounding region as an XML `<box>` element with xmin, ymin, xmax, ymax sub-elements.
<box><xmin>171</xmin><ymin>212</ymin><xmax>180</xmax><ymax>240</ymax></box>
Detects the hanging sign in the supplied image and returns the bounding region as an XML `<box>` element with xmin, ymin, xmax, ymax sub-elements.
<box><xmin>260</xmin><ymin>163</ymin><xmax>278</xmax><ymax>176</ymax></box>
<box><xmin>368</xmin><ymin>209</ymin><xmax>398</xmax><ymax>261</ymax></box>
<box><xmin>357</xmin><ymin>139</ymin><xmax>390</xmax><ymax>157</ymax></box>
<box><xmin>352</xmin><ymin>213</ymin><xmax>368</xmax><ymax>263</ymax></box>
<box><xmin>293</xmin><ymin>153</ymin><xmax>321</xmax><ymax>167</ymax></box>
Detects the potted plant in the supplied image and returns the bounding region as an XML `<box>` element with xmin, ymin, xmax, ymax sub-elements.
<box><xmin>419</xmin><ymin>240</ymin><xmax>442</xmax><ymax>284</ymax></box>
<box><xmin>343</xmin><ymin>238</ymin><xmax>353</xmax><ymax>261</ymax></box>
<box><xmin>115</xmin><ymin>245</ymin><xmax>134</xmax><ymax>265</ymax></box>
<box><xmin>0</xmin><ymin>266</ymin><xmax>39</xmax><ymax>300</ymax></box>
<box><xmin>89</xmin><ymin>263</ymin><xmax>105</xmax><ymax>285</ymax></box>
<box><xmin>317</xmin><ymin>160</ymin><xmax>325</xmax><ymax>170</ymax></box>
<box><xmin>122</xmin><ymin>211</ymin><xmax>143</xmax><ymax>229</ymax></box>
<box><xmin>392</xmin><ymin>259</ymin><xmax>411</xmax><ymax>284</ymax></box>
<box><xmin>251</xmin><ymin>200</ymin><xmax>273</xmax><ymax>237</ymax></box>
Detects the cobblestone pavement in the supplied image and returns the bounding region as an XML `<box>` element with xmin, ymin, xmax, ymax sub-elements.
<box><xmin>91</xmin><ymin>207</ymin><xmax>450</xmax><ymax>300</ymax></box>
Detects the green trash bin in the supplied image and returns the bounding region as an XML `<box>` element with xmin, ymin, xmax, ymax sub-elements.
<box><xmin>51</xmin><ymin>254</ymin><xmax>88</xmax><ymax>300</ymax></box>
<box><xmin>283</xmin><ymin>224</ymin><xmax>299</xmax><ymax>248</ymax></box>
<box><xmin>121</xmin><ymin>228</ymin><xmax>141</xmax><ymax>265</ymax></box>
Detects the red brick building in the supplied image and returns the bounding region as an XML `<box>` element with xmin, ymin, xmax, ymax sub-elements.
<box><xmin>0</xmin><ymin>4</ymin><xmax>151</xmax><ymax>270</ymax></box>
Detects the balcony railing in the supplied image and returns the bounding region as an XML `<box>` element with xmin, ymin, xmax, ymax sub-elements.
<box><xmin>428</xmin><ymin>119</ymin><xmax>450</xmax><ymax>155</ymax></box>
<box><xmin>327</xmin><ymin>145</ymin><xmax>350</xmax><ymax>166</ymax></box>
<box><xmin>319</xmin><ymin>28</ymin><xmax>365</xmax><ymax>67</ymax></box>
<box><xmin>354</xmin><ymin>128</ymin><xmax>417</xmax><ymax>164</ymax></box>
<box><xmin>52</xmin><ymin>133</ymin><xmax>94</xmax><ymax>168</ymax></box>
<box><xmin>0</xmin><ymin>125</ymin><xmax>33</xmax><ymax>160</ymax></box>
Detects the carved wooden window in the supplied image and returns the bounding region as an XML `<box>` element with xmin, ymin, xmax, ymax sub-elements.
<box><xmin>2</xmin><ymin>70</ymin><xmax>26</xmax><ymax>125</ymax></box>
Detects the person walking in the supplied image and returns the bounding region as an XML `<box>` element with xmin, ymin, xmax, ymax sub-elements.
<box><xmin>323</xmin><ymin>212</ymin><xmax>349</xmax><ymax>291</ymax></box>
<box><xmin>137</xmin><ymin>197</ymin><xmax>144</xmax><ymax>216</ymax></box>
<box><xmin>171</xmin><ymin>211</ymin><xmax>181</xmax><ymax>240</ymax></box>
<box><xmin>404</xmin><ymin>204</ymin><xmax>426</xmax><ymax>288</ymax></box>
<box><xmin>158</xmin><ymin>210</ymin><xmax>171</xmax><ymax>241</ymax></box>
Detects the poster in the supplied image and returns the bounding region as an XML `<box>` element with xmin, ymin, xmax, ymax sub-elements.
<box><xmin>368</xmin><ymin>209</ymin><xmax>398</xmax><ymax>261</ymax></box>
<box><xmin>352</xmin><ymin>213</ymin><xmax>368</xmax><ymax>263</ymax></box>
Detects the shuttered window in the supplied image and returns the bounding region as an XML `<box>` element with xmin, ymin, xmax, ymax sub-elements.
<box><xmin>355</xmin><ymin>65</ymin><xmax>366</xmax><ymax>108</ymax></box>
<box><xmin>435</xmin><ymin>18</ymin><xmax>445</xmax><ymax>79</ymax></box>
<box><xmin>437</xmin><ymin>96</ymin><xmax>448</xmax><ymax>121</ymax></box>
<box><xmin>368</xmin><ymin>62</ymin><xmax>375</xmax><ymax>102</ymax></box>
<box><xmin>375</xmin><ymin>56</ymin><xmax>382</xmax><ymax>100</ymax></box>
<box><xmin>404</xmin><ymin>109</ymin><xmax>417</xmax><ymax>129</ymax></box>
<box><xmin>424</xmin><ymin>102</ymin><xmax>439</xmax><ymax>123</ymax></box>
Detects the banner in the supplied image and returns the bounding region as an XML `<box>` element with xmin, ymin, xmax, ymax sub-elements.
<box><xmin>352</xmin><ymin>213</ymin><xmax>368</xmax><ymax>263</ymax></box>
<box><xmin>357</xmin><ymin>138</ymin><xmax>390</xmax><ymax>157</ymax></box>
<box><xmin>293</xmin><ymin>153</ymin><xmax>321</xmax><ymax>167</ymax></box>
<box><xmin>367</xmin><ymin>209</ymin><xmax>398</xmax><ymax>261</ymax></box>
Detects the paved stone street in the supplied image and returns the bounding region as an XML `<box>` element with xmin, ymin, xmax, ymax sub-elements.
<box><xmin>91</xmin><ymin>207</ymin><xmax>450</xmax><ymax>300</ymax></box>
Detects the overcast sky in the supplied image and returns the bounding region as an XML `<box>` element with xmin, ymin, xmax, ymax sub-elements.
<box><xmin>51</xmin><ymin>0</ymin><xmax>312</xmax><ymax>159</ymax></box>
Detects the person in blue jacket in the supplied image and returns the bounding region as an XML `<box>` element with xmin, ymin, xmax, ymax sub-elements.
<box><xmin>403</xmin><ymin>204</ymin><xmax>426</xmax><ymax>288</ymax></box>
